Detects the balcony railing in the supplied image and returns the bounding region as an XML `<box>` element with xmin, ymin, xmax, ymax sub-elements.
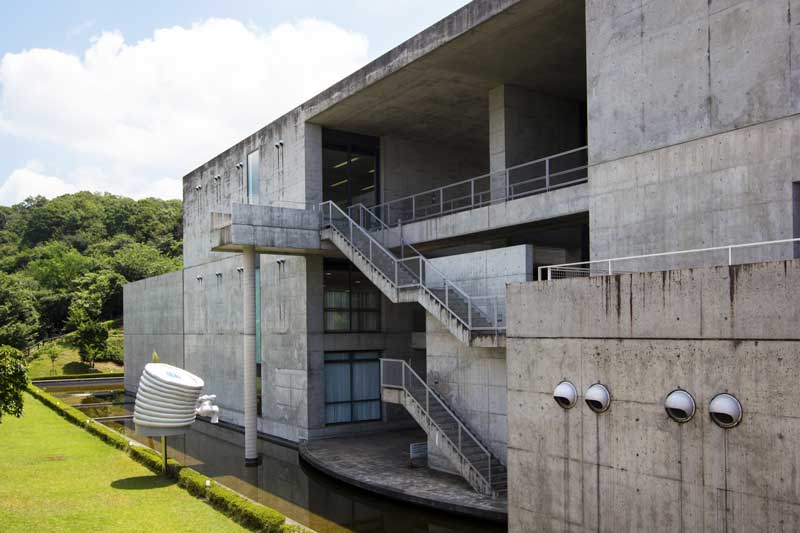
<box><xmin>368</xmin><ymin>146</ymin><xmax>588</xmax><ymax>226</ymax></box>
<box><xmin>540</xmin><ymin>237</ymin><xmax>800</xmax><ymax>280</ymax></box>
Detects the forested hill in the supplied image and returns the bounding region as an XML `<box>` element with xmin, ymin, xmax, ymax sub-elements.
<box><xmin>0</xmin><ymin>192</ymin><xmax>182</xmax><ymax>350</ymax></box>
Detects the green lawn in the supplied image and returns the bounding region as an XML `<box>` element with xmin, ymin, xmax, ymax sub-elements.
<box><xmin>0</xmin><ymin>394</ymin><xmax>246</xmax><ymax>533</ymax></box>
<box><xmin>27</xmin><ymin>340</ymin><xmax>123</xmax><ymax>379</ymax></box>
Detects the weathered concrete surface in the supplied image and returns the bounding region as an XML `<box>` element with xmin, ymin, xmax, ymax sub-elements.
<box><xmin>123</xmin><ymin>270</ymin><xmax>184</xmax><ymax>393</ymax></box>
<box><xmin>426</xmin><ymin>312</ymin><xmax>507</xmax><ymax>475</ymax></box>
<box><xmin>182</xmin><ymin>255</ymin><xmax>247</xmax><ymax>425</ymax></box>
<box><xmin>380</xmin><ymin>135</ymin><xmax>487</xmax><ymax>204</ymax></box>
<box><xmin>211</xmin><ymin>203</ymin><xmax>325</xmax><ymax>255</ymax></box>
<box><xmin>590</xmin><ymin>113</ymin><xmax>800</xmax><ymax>260</ymax></box>
<box><xmin>489</xmin><ymin>84</ymin><xmax>584</xmax><ymax>173</ymax></box>
<box><xmin>587</xmin><ymin>0</ymin><xmax>799</xmax><ymax>165</ymax></box>
<box><xmin>506</xmin><ymin>260</ymin><xmax>800</xmax><ymax>532</ymax></box>
<box><xmin>430</xmin><ymin>244</ymin><xmax>533</xmax><ymax>297</ymax></box>
<box><xmin>587</xmin><ymin>0</ymin><xmax>800</xmax><ymax>260</ymax></box>
<box><xmin>299</xmin><ymin>428</ymin><xmax>507</xmax><ymax>522</ymax></box>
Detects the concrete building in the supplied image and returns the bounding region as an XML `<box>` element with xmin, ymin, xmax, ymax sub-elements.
<box><xmin>125</xmin><ymin>0</ymin><xmax>800</xmax><ymax>529</ymax></box>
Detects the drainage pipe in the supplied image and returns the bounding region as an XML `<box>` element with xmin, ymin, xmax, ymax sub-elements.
<box><xmin>242</xmin><ymin>246</ymin><xmax>259</xmax><ymax>465</ymax></box>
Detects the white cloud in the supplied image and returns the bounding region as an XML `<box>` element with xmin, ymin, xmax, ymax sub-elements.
<box><xmin>0</xmin><ymin>18</ymin><xmax>369</xmax><ymax>201</ymax></box>
<box><xmin>0</xmin><ymin>164</ymin><xmax>77</xmax><ymax>204</ymax></box>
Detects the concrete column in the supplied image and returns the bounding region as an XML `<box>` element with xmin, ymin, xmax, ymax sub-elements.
<box><xmin>242</xmin><ymin>246</ymin><xmax>259</xmax><ymax>465</ymax></box>
<box><xmin>488</xmin><ymin>85</ymin><xmax>508</xmax><ymax>204</ymax></box>
<box><xmin>488</xmin><ymin>84</ymin><xmax>584</xmax><ymax>203</ymax></box>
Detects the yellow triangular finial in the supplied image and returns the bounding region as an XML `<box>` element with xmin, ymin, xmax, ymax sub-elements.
<box><xmin>152</xmin><ymin>351</ymin><xmax>160</xmax><ymax>363</ymax></box>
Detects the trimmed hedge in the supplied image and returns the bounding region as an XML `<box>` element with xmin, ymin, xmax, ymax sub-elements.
<box><xmin>207</xmin><ymin>484</ymin><xmax>285</xmax><ymax>533</ymax></box>
<box><xmin>31</xmin><ymin>372</ymin><xmax>125</xmax><ymax>381</ymax></box>
<box><xmin>25</xmin><ymin>384</ymin><xmax>304</xmax><ymax>533</ymax></box>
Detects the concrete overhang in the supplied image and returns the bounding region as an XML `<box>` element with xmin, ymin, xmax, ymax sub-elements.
<box><xmin>303</xmin><ymin>0</ymin><xmax>586</xmax><ymax>151</ymax></box>
<box><xmin>210</xmin><ymin>204</ymin><xmax>335</xmax><ymax>256</ymax></box>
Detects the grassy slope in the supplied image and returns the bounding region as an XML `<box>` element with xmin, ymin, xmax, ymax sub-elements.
<box><xmin>27</xmin><ymin>334</ymin><xmax>123</xmax><ymax>379</ymax></box>
<box><xmin>0</xmin><ymin>395</ymin><xmax>246</xmax><ymax>533</ymax></box>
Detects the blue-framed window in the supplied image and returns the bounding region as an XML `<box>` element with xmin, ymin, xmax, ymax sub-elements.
<box><xmin>324</xmin><ymin>351</ymin><xmax>381</xmax><ymax>424</ymax></box>
<box><xmin>247</xmin><ymin>149</ymin><xmax>260</xmax><ymax>204</ymax></box>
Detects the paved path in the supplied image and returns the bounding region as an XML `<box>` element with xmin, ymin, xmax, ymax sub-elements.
<box><xmin>299</xmin><ymin>428</ymin><xmax>507</xmax><ymax>522</ymax></box>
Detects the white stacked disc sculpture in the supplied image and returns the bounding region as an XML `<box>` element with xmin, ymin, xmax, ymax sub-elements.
<box><xmin>134</xmin><ymin>363</ymin><xmax>205</xmax><ymax>437</ymax></box>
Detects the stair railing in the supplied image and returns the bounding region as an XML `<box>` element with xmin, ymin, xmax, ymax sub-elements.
<box><xmin>322</xmin><ymin>201</ymin><xmax>495</xmax><ymax>333</ymax></box>
<box><xmin>380</xmin><ymin>358</ymin><xmax>498</xmax><ymax>495</ymax></box>
<box><xmin>345</xmin><ymin>202</ymin><xmax>504</xmax><ymax>334</ymax></box>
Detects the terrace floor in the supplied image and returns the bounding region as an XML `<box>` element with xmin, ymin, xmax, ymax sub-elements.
<box><xmin>299</xmin><ymin>428</ymin><xmax>507</xmax><ymax>522</ymax></box>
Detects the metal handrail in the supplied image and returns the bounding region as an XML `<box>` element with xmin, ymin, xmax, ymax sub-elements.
<box><xmin>321</xmin><ymin>201</ymin><xmax>503</xmax><ymax>334</ymax></box>
<box><xmin>368</xmin><ymin>145</ymin><xmax>588</xmax><ymax>226</ymax></box>
<box><xmin>347</xmin><ymin>203</ymin><xmax>474</xmax><ymax>306</ymax></box>
<box><xmin>349</xmin><ymin>203</ymin><xmax>506</xmax><ymax>333</ymax></box>
<box><xmin>380</xmin><ymin>358</ymin><xmax>498</xmax><ymax>492</ymax></box>
<box><xmin>540</xmin><ymin>237</ymin><xmax>800</xmax><ymax>280</ymax></box>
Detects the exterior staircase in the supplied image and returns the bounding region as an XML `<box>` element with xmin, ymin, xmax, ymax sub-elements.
<box><xmin>380</xmin><ymin>358</ymin><xmax>507</xmax><ymax>498</ymax></box>
<box><xmin>320</xmin><ymin>201</ymin><xmax>504</xmax><ymax>347</ymax></box>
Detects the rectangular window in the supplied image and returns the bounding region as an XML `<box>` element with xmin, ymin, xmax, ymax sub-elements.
<box><xmin>247</xmin><ymin>149</ymin><xmax>260</xmax><ymax>204</ymax></box>
<box><xmin>323</xmin><ymin>259</ymin><xmax>380</xmax><ymax>332</ymax></box>
<box><xmin>324</xmin><ymin>351</ymin><xmax>381</xmax><ymax>424</ymax></box>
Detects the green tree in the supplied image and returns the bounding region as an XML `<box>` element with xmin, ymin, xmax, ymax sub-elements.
<box><xmin>111</xmin><ymin>242</ymin><xmax>180</xmax><ymax>281</ymax></box>
<box><xmin>39</xmin><ymin>344</ymin><xmax>60</xmax><ymax>375</ymax></box>
<box><xmin>72</xmin><ymin>315</ymin><xmax>108</xmax><ymax>367</ymax></box>
<box><xmin>0</xmin><ymin>272</ymin><xmax>40</xmax><ymax>349</ymax></box>
<box><xmin>0</xmin><ymin>345</ymin><xmax>27</xmax><ymax>423</ymax></box>
<box><xmin>26</xmin><ymin>242</ymin><xmax>97</xmax><ymax>293</ymax></box>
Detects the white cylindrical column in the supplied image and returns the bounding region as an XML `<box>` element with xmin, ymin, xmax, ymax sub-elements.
<box><xmin>242</xmin><ymin>246</ymin><xmax>259</xmax><ymax>465</ymax></box>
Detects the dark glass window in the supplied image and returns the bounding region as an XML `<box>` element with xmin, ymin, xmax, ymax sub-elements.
<box><xmin>324</xmin><ymin>259</ymin><xmax>380</xmax><ymax>332</ymax></box>
<box><xmin>325</xmin><ymin>351</ymin><xmax>381</xmax><ymax>424</ymax></box>
<box><xmin>322</xmin><ymin>129</ymin><xmax>379</xmax><ymax>209</ymax></box>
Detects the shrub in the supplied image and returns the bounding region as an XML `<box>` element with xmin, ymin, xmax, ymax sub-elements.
<box><xmin>100</xmin><ymin>334</ymin><xmax>123</xmax><ymax>363</ymax></box>
<box><xmin>206</xmin><ymin>484</ymin><xmax>285</xmax><ymax>533</ymax></box>
<box><xmin>128</xmin><ymin>444</ymin><xmax>164</xmax><ymax>473</ymax></box>
<box><xmin>178</xmin><ymin>467</ymin><xmax>208</xmax><ymax>497</ymax></box>
<box><xmin>0</xmin><ymin>345</ymin><xmax>28</xmax><ymax>423</ymax></box>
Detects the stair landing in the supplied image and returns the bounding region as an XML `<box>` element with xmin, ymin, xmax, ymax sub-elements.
<box><xmin>299</xmin><ymin>428</ymin><xmax>507</xmax><ymax>524</ymax></box>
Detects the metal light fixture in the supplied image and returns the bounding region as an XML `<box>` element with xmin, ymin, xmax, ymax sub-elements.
<box><xmin>553</xmin><ymin>381</ymin><xmax>578</xmax><ymax>409</ymax></box>
<box><xmin>585</xmin><ymin>383</ymin><xmax>611</xmax><ymax>413</ymax></box>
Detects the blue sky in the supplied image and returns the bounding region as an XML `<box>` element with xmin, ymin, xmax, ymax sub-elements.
<box><xmin>0</xmin><ymin>1</ymin><xmax>469</xmax><ymax>204</ymax></box>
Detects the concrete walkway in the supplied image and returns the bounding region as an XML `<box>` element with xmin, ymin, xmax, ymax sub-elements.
<box><xmin>299</xmin><ymin>428</ymin><xmax>507</xmax><ymax>522</ymax></box>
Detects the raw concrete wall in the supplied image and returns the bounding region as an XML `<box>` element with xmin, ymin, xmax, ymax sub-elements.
<box><xmin>426</xmin><ymin>313</ymin><xmax>507</xmax><ymax>475</ymax></box>
<box><xmin>490</xmin><ymin>84</ymin><xmax>584</xmax><ymax>171</ymax></box>
<box><xmin>380</xmin><ymin>135</ymin><xmax>487</xmax><ymax>203</ymax></box>
<box><xmin>183</xmin><ymin>108</ymin><xmax>314</xmax><ymax>269</ymax></box>
<box><xmin>429</xmin><ymin>244</ymin><xmax>533</xmax><ymax>297</ymax></box>
<box><xmin>586</xmin><ymin>0</ymin><xmax>799</xmax><ymax>165</ymax></box>
<box><xmin>506</xmin><ymin>259</ymin><xmax>800</xmax><ymax>532</ymax></box>
<box><xmin>182</xmin><ymin>255</ymin><xmax>246</xmax><ymax>425</ymax></box>
<box><xmin>590</xmin><ymin>114</ymin><xmax>800</xmax><ymax>260</ymax></box>
<box><xmin>587</xmin><ymin>0</ymin><xmax>800</xmax><ymax>259</ymax></box>
<box><xmin>260</xmin><ymin>254</ymin><xmax>318</xmax><ymax>442</ymax></box>
<box><xmin>123</xmin><ymin>270</ymin><xmax>184</xmax><ymax>393</ymax></box>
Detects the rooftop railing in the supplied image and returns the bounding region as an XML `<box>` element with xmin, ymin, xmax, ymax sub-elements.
<box><xmin>540</xmin><ymin>237</ymin><xmax>800</xmax><ymax>280</ymax></box>
<box><xmin>368</xmin><ymin>146</ymin><xmax>588</xmax><ymax>227</ymax></box>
